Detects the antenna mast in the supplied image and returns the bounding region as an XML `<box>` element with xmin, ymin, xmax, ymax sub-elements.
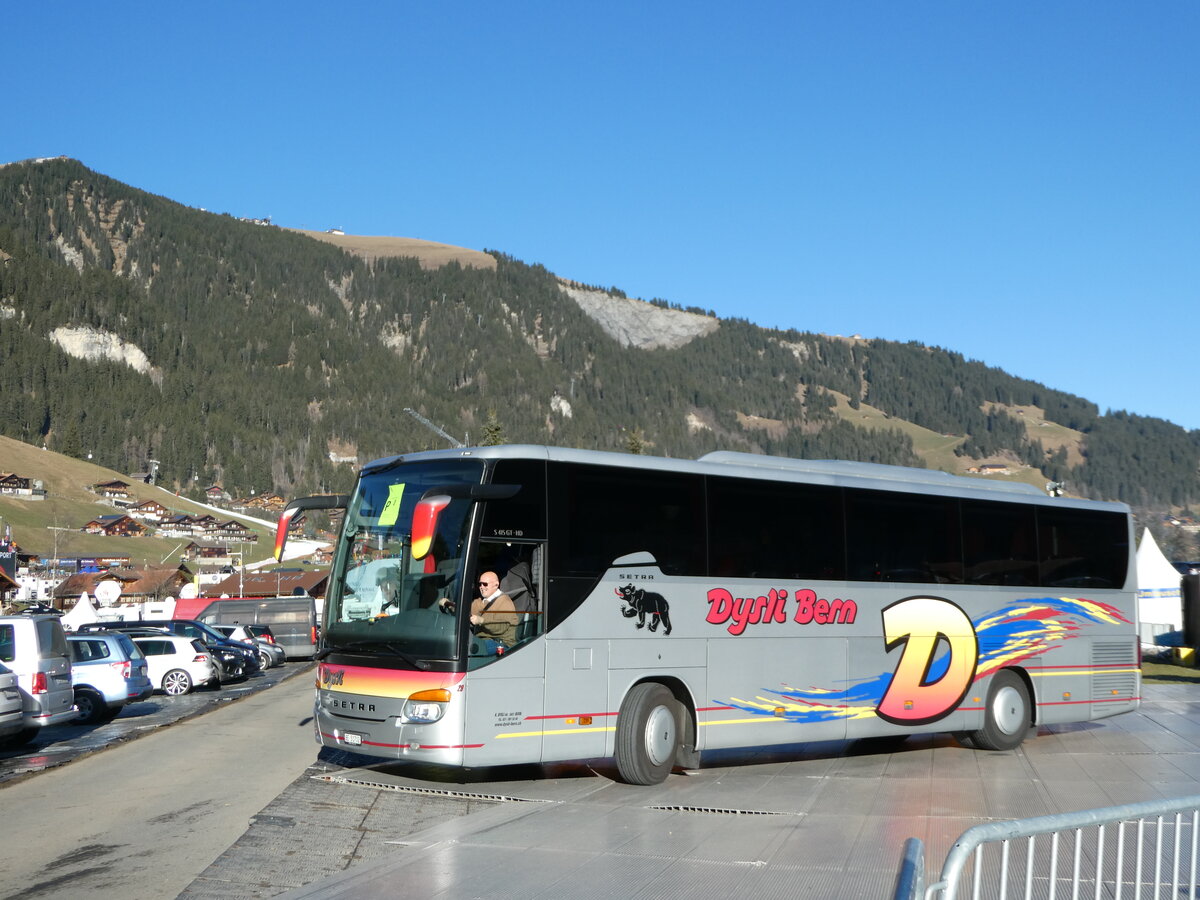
<box><xmin>403</xmin><ymin>408</ymin><xmax>465</xmax><ymax>448</ymax></box>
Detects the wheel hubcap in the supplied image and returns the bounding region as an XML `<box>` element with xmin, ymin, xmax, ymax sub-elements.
<box><xmin>643</xmin><ymin>704</ymin><xmax>677</xmax><ymax>766</ymax></box>
<box><xmin>992</xmin><ymin>685</ymin><xmax>1024</xmax><ymax>734</ymax></box>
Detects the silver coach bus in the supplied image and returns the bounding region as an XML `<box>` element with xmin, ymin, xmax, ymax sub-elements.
<box><xmin>275</xmin><ymin>446</ymin><xmax>1138</xmax><ymax>784</ymax></box>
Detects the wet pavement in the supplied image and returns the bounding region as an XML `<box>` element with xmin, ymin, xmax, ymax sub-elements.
<box><xmin>11</xmin><ymin>670</ymin><xmax>1200</xmax><ymax>898</ymax></box>
<box><xmin>0</xmin><ymin>661</ymin><xmax>314</xmax><ymax>785</ymax></box>
<box><xmin>180</xmin><ymin>682</ymin><xmax>1200</xmax><ymax>899</ymax></box>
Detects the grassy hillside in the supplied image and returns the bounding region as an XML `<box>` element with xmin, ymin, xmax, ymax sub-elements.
<box><xmin>831</xmin><ymin>396</ymin><xmax>1074</xmax><ymax>494</ymax></box>
<box><xmin>0</xmin><ymin>435</ymin><xmax>271</xmax><ymax>564</ymax></box>
<box><xmin>983</xmin><ymin>401</ymin><xmax>1087</xmax><ymax>468</ymax></box>
<box><xmin>287</xmin><ymin>229</ymin><xmax>496</xmax><ymax>269</ymax></box>
<box><xmin>831</xmin><ymin>391</ymin><xmax>966</xmax><ymax>471</ymax></box>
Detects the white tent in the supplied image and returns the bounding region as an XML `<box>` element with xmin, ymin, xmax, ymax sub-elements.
<box><xmin>60</xmin><ymin>591</ymin><xmax>100</xmax><ymax>632</ymax></box>
<box><xmin>1137</xmin><ymin>529</ymin><xmax>1183</xmax><ymax>644</ymax></box>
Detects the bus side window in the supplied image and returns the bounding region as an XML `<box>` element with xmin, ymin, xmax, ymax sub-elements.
<box><xmin>1038</xmin><ymin>507</ymin><xmax>1128</xmax><ymax>588</ymax></box>
<box><xmin>962</xmin><ymin>501</ymin><xmax>1038</xmax><ymax>586</ymax></box>
<box><xmin>547</xmin><ymin>463</ymin><xmax>705</xmax><ymax>577</ymax></box>
<box><xmin>707</xmin><ymin>477</ymin><xmax>845</xmax><ymax>580</ymax></box>
<box><xmin>846</xmin><ymin>490</ymin><xmax>963</xmax><ymax>584</ymax></box>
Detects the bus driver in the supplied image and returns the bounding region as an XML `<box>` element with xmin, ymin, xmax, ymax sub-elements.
<box><xmin>440</xmin><ymin>571</ymin><xmax>518</xmax><ymax>653</ymax></box>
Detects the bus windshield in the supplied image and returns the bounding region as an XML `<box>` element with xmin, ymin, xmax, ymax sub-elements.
<box><xmin>324</xmin><ymin>459</ymin><xmax>484</xmax><ymax>665</ymax></box>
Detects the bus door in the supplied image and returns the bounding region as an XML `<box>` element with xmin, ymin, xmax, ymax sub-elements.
<box><xmin>461</xmin><ymin>541</ymin><xmax>548</xmax><ymax>766</ymax></box>
<box><xmin>539</xmin><ymin>575</ymin><xmax>613</xmax><ymax>766</ymax></box>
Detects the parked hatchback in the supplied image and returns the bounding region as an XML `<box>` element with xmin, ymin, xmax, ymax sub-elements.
<box><xmin>131</xmin><ymin>635</ymin><xmax>219</xmax><ymax>696</ymax></box>
<box><xmin>0</xmin><ymin>614</ymin><xmax>76</xmax><ymax>746</ymax></box>
<box><xmin>80</xmin><ymin>619</ymin><xmax>260</xmax><ymax>681</ymax></box>
<box><xmin>66</xmin><ymin>632</ymin><xmax>153</xmax><ymax>723</ymax></box>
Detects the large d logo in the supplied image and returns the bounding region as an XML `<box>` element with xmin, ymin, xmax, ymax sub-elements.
<box><xmin>878</xmin><ymin>596</ymin><xmax>978</xmax><ymax>726</ymax></box>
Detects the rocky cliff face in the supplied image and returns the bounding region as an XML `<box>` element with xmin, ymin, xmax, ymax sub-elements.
<box><xmin>559</xmin><ymin>284</ymin><xmax>719</xmax><ymax>350</ymax></box>
<box><xmin>50</xmin><ymin>326</ymin><xmax>159</xmax><ymax>381</ymax></box>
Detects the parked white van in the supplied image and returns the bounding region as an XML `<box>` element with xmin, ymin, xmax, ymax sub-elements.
<box><xmin>0</xmin><ymin>614</ymin><xmax>76</xmax><ymax>747</ymax></box>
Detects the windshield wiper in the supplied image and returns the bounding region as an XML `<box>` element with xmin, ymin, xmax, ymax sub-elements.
<box><xmin>318</xmin><ymin>639</ymin><xmax>431</xmax><ymax>670</ymax></box>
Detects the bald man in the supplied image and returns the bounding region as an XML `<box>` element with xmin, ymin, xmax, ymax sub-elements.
<box><xmin>469</xmin><ymin>571</ymin><xmax>518</xmax><ymax>650</ymax></box>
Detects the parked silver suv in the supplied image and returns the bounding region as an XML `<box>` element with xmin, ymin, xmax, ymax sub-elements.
<box><xmin>0</xmin><ymin>614</ymin><xmax>75</xmax><ymax>746</ymax></box>
<box><xmin>66</xmin><ymin>632</ymin><xmax>154</xmax><ymax>723</ymax></box>
<box><xmin>0</xmin><ymin>662</ymin><xmax>24</xmax><ymax>742</ymax></box>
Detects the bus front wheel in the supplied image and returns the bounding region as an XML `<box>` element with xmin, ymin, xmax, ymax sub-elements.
<box><xmin>616</xmin><ymin>683</ymin><xmax>680</xmax><ymax>785</ymax></box>
<box><xmin>968</xmin><ymin>670</ymin><xmax>1031</xmax><ymax>751</ymax></box>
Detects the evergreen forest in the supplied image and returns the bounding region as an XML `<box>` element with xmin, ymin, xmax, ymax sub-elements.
<box><xmin>0</xmin><ymin>159</ymin><xmax>1197</xmax><ymax>552</ymax></box>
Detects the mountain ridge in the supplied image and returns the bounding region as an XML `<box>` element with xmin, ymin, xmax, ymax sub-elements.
<box><xmin>0</xmin><ymin>158</ymin><xmax>1196</xmax><ymax>536</ymax></box>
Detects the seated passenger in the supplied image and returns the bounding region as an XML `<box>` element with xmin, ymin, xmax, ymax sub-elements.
<box><xmin>372</xmin><ymin>568</ymin><xmax>401</xmax><ymax>616</ymax></box>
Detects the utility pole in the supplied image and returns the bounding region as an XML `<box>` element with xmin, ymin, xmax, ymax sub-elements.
<box><xmin>403</xmin><ymin>408</ymin><xmax>465</xmax><ymax>448</ymax></box>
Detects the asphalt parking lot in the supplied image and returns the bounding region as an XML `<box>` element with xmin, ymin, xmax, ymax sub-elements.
<box><xmin>11</xmin><ymin>669</ymin><xmax>1200</xmax><ymax>899</ymax></box>
<box><xmin>181</xmin><ymin>682</ymin><xmax>1200</xmax><ymax>900</ymax></box>
<box><xmin>0</xmin><ymin>660</ymin><xmax>314</xmax><ymax>785</ymax></box>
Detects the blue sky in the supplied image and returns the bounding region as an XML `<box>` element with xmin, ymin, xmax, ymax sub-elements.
<box><xmin>7</xmin><ymin>2</ymin><xmax>1198</xmax><ymax>429</ymax></box>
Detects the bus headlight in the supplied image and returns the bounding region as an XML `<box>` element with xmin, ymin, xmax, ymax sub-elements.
<box><xmin>403</xmin><ymin>688</ymin><xmax>451</xmax><ymax>724</ymax></box>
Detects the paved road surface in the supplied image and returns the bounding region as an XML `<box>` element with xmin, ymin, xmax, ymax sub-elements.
<box><xmin>0</xmin><ymin>672</ymin><xmax>318</xmax><ymax>900</ymax></box>
<box><xmin>186</xmin><ymin>682</ymin><xmax>1200</xmax><ymax>900</ymax></box>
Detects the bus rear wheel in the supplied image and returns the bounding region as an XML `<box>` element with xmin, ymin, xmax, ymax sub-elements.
<box><xmin>616</xmin><ymin>683</ymin><xmax>680</xmax><ymax>785</ymax></box>
<box><xmin>968</xmin><ymin>670</ymin><xmax>1031</xmax><ymax>751</ymax></box>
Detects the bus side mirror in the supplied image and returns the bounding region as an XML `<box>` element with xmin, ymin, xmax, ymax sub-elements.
<box><xmin>411</xmin><ymin>495</ymin><xmax>451</xmax><ymax>560</ymax></box>
<box><xmin>274</xmin><ymin>494</ymin><xmax>349</xmax><ymax>562</ymax></box>
<box><xmin>409</xmin><ymin>483</ymin><xmax>521</xmax><ymax>561</ymax></box>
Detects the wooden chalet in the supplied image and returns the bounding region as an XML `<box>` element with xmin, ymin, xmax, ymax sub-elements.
<box><xmin>0</xmin><ymin>473</ymin><xmax>31</xmax><ymax>494</ymax></box>
<box><xmin>182</xmin><ymin>541</ymin><xmax>233</xmax><ymax>564</ymax></box>
<box><xmin>53</xmin><ymin>568</ymin><xmax>139</xmax><ymax>604</ymax></box>
<box><xmin>93</xmin><ymin>480</ymin><xmax>132</xmax><ymax>501</ymax></box>
<box><xmin>158</xmin><ymin>515</ymin><xmax>200</xmax><ymax>538</ymax></box>
<box><xmin>211</xmin><ymin>520</ymin><xmax>258</xmax><ymax>543</ymax></box>
<box><xmin>53</xmin><ymin>564</ymin><xmax>195</xmax><ymax>605</ymax></box>
<box><xmin>0</xmin><ymin>566</ymin><xmax>18</xmax><ymax>605</ymax></box>
<box><xmin>238</xmin><ymin>493</ymin><xmax>287</xmax><ymax>513</ymax></box>
<box><xmin>127</xmin><ymin>499</ymin><xmax>170</xmax><ymax>522</ymax></box>
<box><xmin>202</xmin><ymin>568</ymin><xmax>328</xmax><ymax>599</ymax></box>
<box><xmin>81</xmin><ymin>514</ymin><xmax>147</xmax><ymax>537</ymax></box>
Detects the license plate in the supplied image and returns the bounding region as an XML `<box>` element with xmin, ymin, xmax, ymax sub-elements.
<box><xmin>342</xmin><ymin>732</ymin><xmax>363</xmax><ymax>746</ymax></box>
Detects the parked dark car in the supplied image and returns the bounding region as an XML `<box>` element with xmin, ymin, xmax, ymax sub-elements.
<box><xmin>212</xmin><ymin>625</ymin><xmax>286</xmax><ymax>669</ymax></box>
<box><xmin>79</xmin><ymin>620</ymin><xmax>261</xmax><ymax>681</ymax></box>
<box><xmin>196</xmin><ymin>597</ymin><xmax>319</xmax><ymax>659</ymax></box>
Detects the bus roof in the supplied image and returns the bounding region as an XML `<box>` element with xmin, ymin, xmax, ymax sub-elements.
<box><xmin>361</xmin><ymin>444</ymin><xmax>1124</xmax><ymax>512</ymax></box>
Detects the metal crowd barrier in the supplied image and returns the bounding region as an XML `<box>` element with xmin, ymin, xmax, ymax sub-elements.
<box><xmin>893</xmin><ymin>794</ymin><xmax>1200</xmax><ymax>900</ymax></box>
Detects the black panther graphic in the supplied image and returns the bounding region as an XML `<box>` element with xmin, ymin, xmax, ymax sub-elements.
<box><xmin>616</xmin><ymin>584</ymin><xmax>672</xmax><ymax>635</ymax></box>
